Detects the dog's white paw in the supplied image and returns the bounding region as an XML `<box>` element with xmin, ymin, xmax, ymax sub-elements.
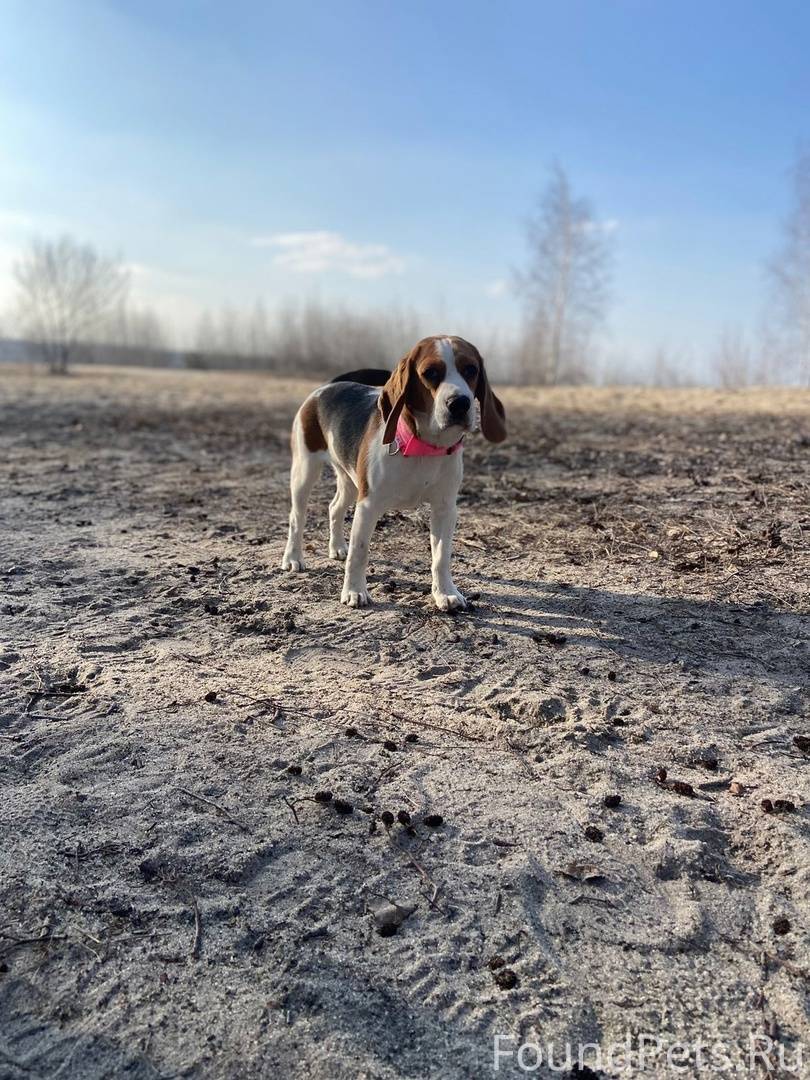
<box><xmin>329</xmin><ymin>542</ymin><xmax>348</xmax><ymax>561</ymax></box>
<box><xmin>341</xmin><ymin>585</ymin><xmax>371</xmax><ymax>608</ymax></box>
<box><xmin>433</xmin><ymin>588</ymin><xmax>467</xmax><ymax>613</ymax></box>
<box><xmin>281</xmin><ymin>552</ymin><xmax>306</xmax><ymax>572</ymax></box>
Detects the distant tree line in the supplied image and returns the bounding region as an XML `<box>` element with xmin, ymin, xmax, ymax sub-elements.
<box><xmin>6</xmin><ymin>149</ymin><xmax>810</xmax><ymax>385</ymax></box>
<box><xmin>188</xmin><ymin>300</ymin><xmax>426</xmax><ymax>376</ymax></box>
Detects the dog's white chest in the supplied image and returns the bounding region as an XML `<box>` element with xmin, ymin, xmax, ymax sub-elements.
<box><xmin>383</xmin><ymin>454</ymin><xmax>461</xmax><ymax>510</ymax></box>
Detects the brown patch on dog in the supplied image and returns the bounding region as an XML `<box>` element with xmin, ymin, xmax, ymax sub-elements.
<box><xmin>379</xmin><ymin>338</ymin><xmax>442</xmax><ymax>443</ymax></box>
<box><xmin>413</xmin><ymin>345</ymin><xmax>445</xmax><ymax>402</ymax></box>
<box><xmin>356</xmin><ymin>409</ymin><xmax>381</xmax><ymax>499</ymax></box>
<box><xmin>450</xmin><ymin>336</ymin><xmax>506</xmax><ymax>443</ymax></box>
<box><xmin>299</xmin><ymin>396</ymin><xmax>327</xmax><ymax>452</ymax></box>
<box><xmin>402</xmin><ymin>352</ymin><xmax>435</xmax><ymax>435</ymax></box>
<box><xmin>450</xmin><ymin>337</ymin><xmax>481</xmax><ymax>391</ymax></box>
<box><xmin>379</xmin><ymin>347</ymin><xmax>415</xmax><ymax>444</ymax></box>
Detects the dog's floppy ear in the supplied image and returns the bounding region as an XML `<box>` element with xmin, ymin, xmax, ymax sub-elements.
<box><xmin>379</xmin><ymin>346</ymin><xmax>417</xmax><ymax>444</ymax></box>
<box><xmin>474</xmin><ymin>348</ymin><xmax>507</xmax><ymax>443</ymax></box>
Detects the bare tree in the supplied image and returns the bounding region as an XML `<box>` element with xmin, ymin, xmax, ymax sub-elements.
<box><xmin>218</xmin><ymin>305</ymin><xmax>244</xmax><ymax>356</ymax></box>
<box><xmin>648</xmin><ymin>345</ymin><xmax>691</xmax><ymax>388</ymax></box>
<box><xmin>765</xmin><ymin>147</ymin><xmax>810</xmax><ymax>385</ymax></box>
<box><xmin>247</xmin><ymin>299</ymin><xmax>271</xmax><ymax>363</ymax></box>
<box><xmin>194</xmin><ymin>310</ymin><xmax>218</xmax><ymax>355</ymax></box>
<box><xmin>127</xmin><ymin>306</ymin><xmax>167</xmax><ymax>352</ymax></box>
<box><xmin>13</xmin><ymin>236</ymin><xmax>130</xmax><ymax>373</ymax></box>
<box><xmin>100</xmin><ymin>301</ymin><xmax>168</xmax><ymax>353</ymax></box>
<box><xmin>712</xmin><ymin>325</ymin><xmax>752</xmax><ymax>389</ymax></box>
<box><xmin>515</xmin><ymin>165</ymin><xmax>613</xmax><ymax>384</ymax></box>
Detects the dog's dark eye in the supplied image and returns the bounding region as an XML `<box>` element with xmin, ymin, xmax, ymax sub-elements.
<box><xmin>462</xmin><ymin>365</ymin><xmax>477</xmax><ymax>380</ymax></box>
<box><xmin>423</xmin><ymin>366</ymin><xmax>442</xmax><ymax>383</ymax></box>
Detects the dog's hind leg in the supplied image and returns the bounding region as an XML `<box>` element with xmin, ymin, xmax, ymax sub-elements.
<box><xmin>282</xmin><ymin>417</ymin><xmax>326</xmax><ymax>572</ymax></box>
<box><xmin>328</xmin><ymin>467</ymin><xmax>356</xmax><ymax>561</ymax></box>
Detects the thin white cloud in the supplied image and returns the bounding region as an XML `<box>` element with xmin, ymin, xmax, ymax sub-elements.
<box><xmin>251</xmin><ymin>230</ymin><xmax>406</xmax><ymax>279</ymax></box>
<box><xmin>126</xmin><ymin>261</ymin><xmax>197</xmax><ymax>288</ymax></box>
<box><xmin>0</xmin><ymin>210</ymin><xmax>39</xmax><ymax>233</ymax></box>
<box><xmin>485</xmin><ymin>278</ymin><xmax>509</xmax><ymax>298</ymax></box>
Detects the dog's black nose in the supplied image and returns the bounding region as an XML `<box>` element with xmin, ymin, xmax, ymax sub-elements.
<box><xmin>448</xmin><ymin>395</ymin><xmax>471</xmax><ymax>419</ymax></box>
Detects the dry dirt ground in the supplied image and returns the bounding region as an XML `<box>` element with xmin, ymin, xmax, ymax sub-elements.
<box><xmin>1</xmin><ymin>365</ymin><xmax>809</xmax><ymax>1080</ymax></box>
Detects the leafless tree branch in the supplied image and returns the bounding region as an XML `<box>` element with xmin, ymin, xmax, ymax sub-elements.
<box><xmin>514</xmin><ymin>164</ymin><xmax>613</xmax><ymax>385</ymax></box>
<box><xmin>13</xmin><ymin>236</ymin><xmax>130</xmax><ymax>373</ymax></box>
<box><xmin>763</xmin><ymin>146</ymin><xmax>810</xmax><ymax>385</ymax></box>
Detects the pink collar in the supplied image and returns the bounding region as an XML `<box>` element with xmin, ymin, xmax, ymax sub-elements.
<box><xmin>393</xmin><ymin>416</ymin><xmax>464</xmax><ymax>457</ymax></box>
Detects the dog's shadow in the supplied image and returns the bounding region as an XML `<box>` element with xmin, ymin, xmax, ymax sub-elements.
<box><xmin>371</xmin><ymin>565</ymin><xmax>806</xmax><ymax>686</ymax></box>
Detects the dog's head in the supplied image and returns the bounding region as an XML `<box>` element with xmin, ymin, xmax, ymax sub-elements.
<box><xmin>379</xmin><ymin>335</ymin><xmax>506</xmax><ymax>447</ymax></box>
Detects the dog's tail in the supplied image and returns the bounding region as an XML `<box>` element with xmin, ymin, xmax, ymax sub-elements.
<box><xmin>330</xmin><ymin>368</ymin><xmax>390</xmax><ymax>386</ymax></box>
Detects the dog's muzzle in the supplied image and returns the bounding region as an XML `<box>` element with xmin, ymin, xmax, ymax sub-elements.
<box><xmin>447</xmin><ymin>395</ymin><xmax>472</xmax><ymax>423</ymax></box>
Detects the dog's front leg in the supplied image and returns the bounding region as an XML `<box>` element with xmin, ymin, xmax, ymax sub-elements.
<box><xmin>429</xmin><ymin>497</ymin><xmax>466</xmax><ymax>612</ymax></box>
<box><xmin>341</xmin><ymin>498</ymin><xmax>381</xmax><ymax>608</ymax></box>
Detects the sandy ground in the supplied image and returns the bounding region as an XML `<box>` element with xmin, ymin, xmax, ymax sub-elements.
<box><xmin>1</xmin><ymin>364</ymin><xmax>809</xmax><ymax>1080</ymax></box>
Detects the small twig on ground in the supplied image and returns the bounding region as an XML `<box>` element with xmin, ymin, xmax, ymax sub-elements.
<box><xmin>24</xmin><ymin>692</ymin><xmax>40</xmax><ymax>714</ymax></box>
<box><xmin>282</xmin><ymin>797</ymin><xmax>300</xmax><ymax>824</ymax></box>
<box><xmin>225</xmin><ymin>690</ymin><xmax>277</xmax><ymax>707</ymax></box>
<box><xmin>506</xmin><ymin>740</ymin><xmax>537</xmax><ymax>780</ymax></box>
<box><xmin>26</xmin><ymin>669</ymin><xmax>87</xmax><ymax>714</ymax></box>
<box><xmin>349</xmin><ymin>700</ymin><xmax>490</xmax><ymax>745</ymax></box>
<box><xmin>175</xmin><ymin>654</ymin><xmax>321</xmax><ymax>718</ymax></box>
<box><xmin>371</xmin><ymin>757</ymin><xmax>405</xmax><ymax>789</ymax></box>
<box><xmin>190</xmin><ymin>895</ymin><xmax>202</xmax><ymax>958</ymax></box>
<box><xmin>0</xmin><ymin>928</ymin><xmax>67</xmax><ymax>956</ymax></box>
<box><xmin>74</xmin><ymin>930</ymin><xmax>104</xmax><ymax>961</ymax></box>
<box><xmin>386</xmin><ymin>834</ymin><xmax>450</xmax><ymax>915</ymax></box>
<box><xmin>75</xmin><ymin>928</ymin><xmax>103</xmax><ymax>946</ymax></box>
<box><xmin>455</xmin><ymin>536</ymin><xmax>486</xmax><ymax>549</ymax></box>
<box><xmin>176</xmin><ymin>787</ymin><xmax>249</xmax><ymax>832</ymax></box>
<box><xmin>717</xmin><ymin>931</ymin><xmax>810</xmax><ymax>983</ymax></box>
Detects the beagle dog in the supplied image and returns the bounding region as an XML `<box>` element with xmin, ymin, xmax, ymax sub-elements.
<box><xmin>281</xmin><ymin>335</ymin><xmax>506</xmax><ymax>610</ymax></box>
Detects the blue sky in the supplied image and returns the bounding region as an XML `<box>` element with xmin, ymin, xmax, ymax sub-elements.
<box><xmin>1</xmin><ymin>0</ymin><xmax>808</xmax><ymax>366</ymax></box>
